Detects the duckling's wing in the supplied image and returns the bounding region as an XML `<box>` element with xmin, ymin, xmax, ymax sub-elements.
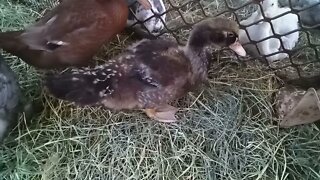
<box><xmin>131</xmin><ymin>39</ymin><xmax>190</xmax><ymax>88</ymax></box>
<box><xmin>45</xmin><ymin>69</ymin><xmax>115</xmax><ymax>105</ymax></box>
<box><xmin>125</xmin><ymin>39</ymin><xmax>192</xmax><ymax>108</ymax></box>
<box><xmin>45</xmin><ymin>58</ymin><xmax>135</xmax><ymax>105</ymax></box>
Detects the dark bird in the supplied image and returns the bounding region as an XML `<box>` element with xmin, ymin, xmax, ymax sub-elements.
<box><xmin>0</xmin><ymin>0</ymin><xmax>152</xmax><ymax>69</ymax></box>
<box><xmin>45</xmin><ymin>17</ymin><xmax>246</xmax><ymax>123</ymax></box>
<box><xmin>0</xmin><ymin>54</ymin><xmax>21</xmax><ymax>142</ymax></box>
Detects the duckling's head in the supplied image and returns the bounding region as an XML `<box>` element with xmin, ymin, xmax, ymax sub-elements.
<box><xmin>188</xmin><ymin>17</ymin><xmax>246</xmax><ymax>56</ymax></box>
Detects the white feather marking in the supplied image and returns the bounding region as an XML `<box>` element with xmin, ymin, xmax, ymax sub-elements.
<box><xmin>126</xmin><ymin>55</ymin><xmax>135</xmax><ymax>59</ymax></box>
<box><xmin>46</xmin><ymin>15</ymin><xmax>57</xmax><ymax>25</ymax></box>
<box><xmin>99</xmin><ymin>89</ymin><xmax>109</xmax><ymax>97</ymax></box>
<box><xmin>49</xmin><ymin>40</ymin><xmax>69</xmax><ymax>46</ymax></box>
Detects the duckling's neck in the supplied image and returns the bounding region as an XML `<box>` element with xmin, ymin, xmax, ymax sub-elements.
<box><xmin>187</xmin><ymin>27</ymin><xmax>215</xmax><ymax>51</ymax></box>
<box><xmin>184</xmin><ymin>28</ymin><xmax>214</xmax><ymax>82</ymax></box>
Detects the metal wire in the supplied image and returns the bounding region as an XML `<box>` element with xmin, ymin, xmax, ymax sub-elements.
<box><xmin>129</xmin><ymin>0</ymin><xmax>320</xmax><ymax>80</ymax></box>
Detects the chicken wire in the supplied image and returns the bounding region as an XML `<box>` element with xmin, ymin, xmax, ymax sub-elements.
<box><xmin>13</xmin><ymin>0</ymin><xmax>320</xmax><ymax>82</ymax></box>
<box><xmin>129</xmin><ymin>0</ymin><xmax>320</xmax><ymax>82</ymax></box>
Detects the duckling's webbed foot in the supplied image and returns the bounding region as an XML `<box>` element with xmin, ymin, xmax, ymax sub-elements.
<box><xmin>144</xmin><ymin>105</ymin><xmax>178</xmax><ymax>123</ymax></box>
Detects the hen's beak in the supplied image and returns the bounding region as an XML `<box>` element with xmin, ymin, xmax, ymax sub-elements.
<box><xmin>229</xmin><ymin>40</ymin><xmax>246</xmax><ymax>57</ymax></box>
<box><xmin>137</xmin><ymin>0</ymin><xmax>152</xmax><ymax>10</ymax></box>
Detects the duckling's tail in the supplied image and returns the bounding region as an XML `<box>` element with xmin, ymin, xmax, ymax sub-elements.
<box><xmin>44</xmin><ymin>67</ymin><xmax>117</xmax><ymax>106</ymax></box>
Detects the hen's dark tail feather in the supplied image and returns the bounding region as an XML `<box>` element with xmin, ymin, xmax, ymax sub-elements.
<box><xmin>44</xmin><ymin>67</ymin><xmax>116</xmax><ymax>105</ymax></box>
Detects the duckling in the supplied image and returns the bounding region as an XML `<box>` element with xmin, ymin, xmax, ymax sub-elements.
<box><xmin>239</xmin><ymin>0</ymin><xmax>299</xmax><ymax>61</ymax></box>
<box><xmin>0</xmin><ymin>54</ymin><xmax>21</xmax><ymax>142</ymax></box>
<box><xmin>44</xmin><ymin>17</ymin><xmax>246</xmax><ymax>123</ymax></box>
<box><xmin>0</xmin><ymin>0</ymin><xmax>131</xmax><ymax>69</ymax></box>
<box><xmin>127</xmin><ymin>0</ymin><xmax>166</xmax><ymax>36</ymax></box>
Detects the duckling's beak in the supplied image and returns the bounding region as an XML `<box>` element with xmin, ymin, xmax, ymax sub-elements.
<box><xmin>137</xmin><ymin>0</ymin><xmax>152</xmax><ymax>10</ymax></box>
<box><xmin>229</xmin><ymin>41</ymin><xmax>246</xmax><ymax>57</ymax></box>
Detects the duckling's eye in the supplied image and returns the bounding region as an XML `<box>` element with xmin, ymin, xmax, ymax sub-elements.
<box><xmin>226</xmin><ymin>32</ymin><xmax>237</xmax><ymax>44</ymax></box>
<box><xmin>227</xmin><ymin>33</ymin><xmax>235</xmax><ymax>39</ymax></box>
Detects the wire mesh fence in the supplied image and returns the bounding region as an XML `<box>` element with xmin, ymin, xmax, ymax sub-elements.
<box><xmin>1</xmin><ymin>2</ymin><xmax>319</xmax><ymax>179</ymax></box>
<box><xmin>128</xmin><ymin>0</ymin><xmax>320</xmax><ymax>83</ymax></box>
<box><xmin>6</xmin><ymin>0</ymin><xmax>320</xmax><ymax>82</ymax></box>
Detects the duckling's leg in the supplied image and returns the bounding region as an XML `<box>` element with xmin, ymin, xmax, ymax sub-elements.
<box><xmin>144</xmin><ymin>105</ymin><xmax>178</xmax><ymax>123</ymax></box>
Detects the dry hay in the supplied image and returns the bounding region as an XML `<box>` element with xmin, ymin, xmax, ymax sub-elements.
<box><xmin>0</xmin><ymin>0</ymin><xmax>320</xmax><ymax>179</ymax></box>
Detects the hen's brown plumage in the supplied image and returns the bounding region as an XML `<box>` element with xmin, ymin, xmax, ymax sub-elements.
<box><xmin>0</xmin><ymin>0</ymin><xmax>129</xmax><ymax>69</ymax></box>
<box><xmin>45</xmin><ymin>17</ymin><xmax>246</xmax><ymax>122</ymax></box>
